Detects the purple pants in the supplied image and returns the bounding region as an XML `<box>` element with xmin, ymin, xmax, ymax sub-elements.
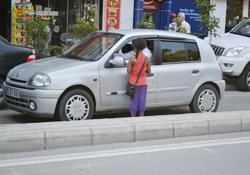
<box><xmin>130</xmin><ymin>85</ymin><xmax>147</xmax><ymax>116</ymax></box>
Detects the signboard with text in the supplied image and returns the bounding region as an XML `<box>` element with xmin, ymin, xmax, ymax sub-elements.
<box><xmin>106</xmin><ymin>0</ymin><xmax>120</xmax><ymax>30</ymax></box>
<box><xmin>143</xmin><ymin>0</ymin><xmax>158</xmax><ymax>10</ymax></box>
<box><xmin>171</xmin><ymin>0</ymin><xmax>201</xmax><ymax>33</ymax></box>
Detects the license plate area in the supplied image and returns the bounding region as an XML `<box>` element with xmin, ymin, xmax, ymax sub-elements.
<box><xmin>6</xmin><ymin>87</ymin><xmax>20</xmax><ymax>98</ymax></box>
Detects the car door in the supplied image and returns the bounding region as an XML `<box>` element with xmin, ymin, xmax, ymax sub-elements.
<box><xmin>99</xmin><ymin>37</ymin><xmax>159</xmax><ymax>108</ymax></box>
<box><xmin>157</xmin><ymin>38</ymin><xmax>205</xmax><ymax>104</ymax></box>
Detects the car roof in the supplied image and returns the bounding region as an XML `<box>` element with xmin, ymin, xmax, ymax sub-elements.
<box><xmin>101</xmin><ymin>29</ymin><xmax>198</xmax><ymax>40</ymax></box>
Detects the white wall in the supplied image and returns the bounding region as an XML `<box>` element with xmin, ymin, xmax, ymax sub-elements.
<box><xmin>213</xmin><ymin>0</ymin><xmax>227</xmax><ymax>34</ymax></box>
<box><xmin>120</xmin><ymin>0</ymin><xmax>134</xmax><ymax>29</ymax></box>
<box><xmin>243</xmin><ymin>0</ymin><xmax>249</xmax><ymax>18</ymax></box>
<box><xmin>102</xmin><ymin>0</ymin><xmax>134</xmax><ymax>30</ymax></box>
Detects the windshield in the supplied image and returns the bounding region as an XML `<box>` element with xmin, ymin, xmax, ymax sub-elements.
<box><xmin>60</xmin><ymin>32</ymin><xmax>123</xmax><ymax>61</ymax></box>
<box><xmin>0</xmin><ymin>35</ymin><xmax>9</xmax><ymax>44</ymax></box>
<box><xmin>230</xmin><ymin>19</ymin><xmax>250</xmax><ymax>37</ymax></box>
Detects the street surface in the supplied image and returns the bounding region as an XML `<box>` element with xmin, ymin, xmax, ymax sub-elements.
<box><xmin>1</xmin><ymin>132</ymin><xmax>250</xmax><ymax>175</ymax></box>
<box><xmin>0</xmin><ymin>77</ymin><xmax>250</xmax><ymax>124</ymax></box>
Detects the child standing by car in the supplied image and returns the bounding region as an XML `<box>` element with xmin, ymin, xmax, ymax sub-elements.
<box><xmin>127</xmin><ymin>38</ymin><xmax>151</xmax><ymax>117</ymax></box>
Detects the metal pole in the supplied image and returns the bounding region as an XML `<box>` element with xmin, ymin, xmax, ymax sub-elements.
<box><xmin>66</xmin><ymin>0</ymin><xmax>69</xmax><ymax>47</ymax></box>
<box><xmin>11</xmin><ymin>0</ymin><xmax>14</xmax><ymax>42</ymax></box>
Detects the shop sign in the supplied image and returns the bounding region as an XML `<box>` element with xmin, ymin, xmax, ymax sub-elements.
<box><xmin>106</xmin><ymin>0</ymin><xmax>120</xmax><ymax>30</ymax></box>
<box><xmin>60</xmin><ymin>33</ymin><xmax>67</xmax><ymax>43</ymax></box>
<box><xmin>14</xmin><ymin>0</ymin><xmax>30</xmax><ymax>3</ymax></box>
<box><xmin>44</xmin><ymin>26</ymin><xmax>50</xmax><ymax>32</ymax></box>
<box><xmin>36</xmin><ymin>11</ymin><xmax>59</xmax><ymax>16</ymax></box>
<box><xmin>143</xmin><ymin>0</ymin><xmax>158</xmax><ymax>10</ymax></box>
<box><xmin>54</xmin><ymin>26</ymin><xmax>60</xmax><ymax>33</ymax></box>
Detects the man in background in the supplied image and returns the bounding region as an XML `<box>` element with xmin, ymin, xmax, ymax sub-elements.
<box><xmin>177</xmin><ymin>12</ymin><xmax>191</xmax><ymax>33</ymax></box>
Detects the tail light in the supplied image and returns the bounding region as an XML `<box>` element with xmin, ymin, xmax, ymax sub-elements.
<box><xmin>26</xmin><ymin>54</ymin><xmax>36</xmax><ymax>62</ymax></box>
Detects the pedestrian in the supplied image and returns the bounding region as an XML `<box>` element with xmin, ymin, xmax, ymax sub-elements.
<box><xmin>177</xmin><ymin>12</ymin><xmax>191</xmax><ymax>33</ymax></box>
<box><xmin>127</xmin><ymin>38</ymin><xmax>151</xmax><ymax>117</ymax></box>
<box><xmin>241</xmin><ymin>17</ymin><xmax>247</xmax><ymax>23</ymax></box>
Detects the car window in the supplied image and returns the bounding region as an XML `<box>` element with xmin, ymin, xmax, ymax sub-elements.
<box><xmin>161</xmin><ymin>41</ymin><xmax>187</xmax><ymax>63</ymax></box>
<box><xmin>231</xmin><ymin>19</ymin><xmax>250</xmax><ymax>37</ymax></box>
<box><xmin>186</xmin><ymin>43</ymin><xmax>200</xmax><ymax>61</ymax></box>
<box><xmin>61</xmin><ymin>32</ymin><xmax>123</xmax><ymax>61</ymax></box>
<box><xmin>114</xmin><ymin>39</ymin><xmax>155</xmax><ymax>66</ymax></box>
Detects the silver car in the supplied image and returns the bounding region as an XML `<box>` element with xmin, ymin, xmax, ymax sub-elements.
<box><xmin>3</xmin><ymin>30</ymin><xmax>225</xmax><ymax>121</ymax></box>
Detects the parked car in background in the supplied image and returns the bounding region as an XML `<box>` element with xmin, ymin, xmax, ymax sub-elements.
<box><xmin>0</xmin><ymin>35</ymin><xmax>36</xmax><ymax>109</ymax></box>
<box><xmin>206</xmin><ymin>18</ymin><xmax>250</xmax><ymax>91</ymax></box>
<box><xmin>3</xmin><ymin>30</ymin><xmax>225</xmax><ymax>121</ymax></box>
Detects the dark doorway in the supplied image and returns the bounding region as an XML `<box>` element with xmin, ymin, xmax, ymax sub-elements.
<box><xmin>0</xmin><ymin>0</ymin><xmax>11</xmax><ymax>41</ymax></box>
<box><xmin>143</xmin><ymin>9</ymin><xmax>157</xmax><ymax>28</ymax></box>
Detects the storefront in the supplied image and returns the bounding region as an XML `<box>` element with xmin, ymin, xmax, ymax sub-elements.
<box><xmin>2</xmin><ymin>0</ymin><xmax>250</xmax><ymax>44</ymax></box>
<box><xmin>213</xmin><ymin>0</ymin><xmax>249</xmax><ymax>34</ymax></box>
<box><xmin>10</xmin><ymin>0</ymin><xmax>103</xmax><ymax>46</ymax></box>
<box><xmin>133</xmin><ymin>0</ymin><xmax>201</xmax><ymax>33</ymax></box>
<box><xmin>133</xmin><ymin>0</ymin><xmax>250</xmax><ymax>34</ymax></box>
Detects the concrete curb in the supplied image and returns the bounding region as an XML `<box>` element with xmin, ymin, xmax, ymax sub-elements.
<box><xmin>0</xmin><ymin>110</ymin><xmax>250</xmax><ymax>153</ymax></box>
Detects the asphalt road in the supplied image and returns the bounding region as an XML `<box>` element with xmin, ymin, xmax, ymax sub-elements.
<box><xmin>0</xmin><ymin>77</ymin><xmax>249</xmax><ymax>124</ymax></box>
<box><xmin>1</xmin><ymin>132</ymin><xmax>250</xmax><ymax>175</ymax></box>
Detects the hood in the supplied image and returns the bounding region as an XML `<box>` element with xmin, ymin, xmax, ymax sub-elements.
<box><xmin>7</xmin><ymin>57</ymin><xmax>90</xmax><ymax>81</ymax></box>
<box><xmin>209</xmin><ymin>33</ymin><xmax>250</xmax><ymax>48</ymax></box>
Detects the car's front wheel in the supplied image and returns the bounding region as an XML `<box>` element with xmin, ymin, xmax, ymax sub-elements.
<box><xmin>0</xmin><ymin>77</ymin><xmax>6</xmax><ymax>109</ymax></box>
<box><xmin>56</xmin><ymin>89</ymin><xmax>94</xmax><ymax>121</ymax></box>
<box><xmin>237</xmin><ymin>65</ymin><xmax>250</xmax><ymax>91</ymax></box>
<box><xmin>189</xmin><ymin>84</ymin><xmax>219</xmax><ymax>113</ymax></box>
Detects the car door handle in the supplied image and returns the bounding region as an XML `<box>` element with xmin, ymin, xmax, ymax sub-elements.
<box><xmin>192</xmin><ymin>70</ymin><xmax>199</xmax><ymax>74</ymax></box>
<box><xmin>146</xmin><ymin>73</ymin><xmax>154</xmax><ymax>77</ymax></box>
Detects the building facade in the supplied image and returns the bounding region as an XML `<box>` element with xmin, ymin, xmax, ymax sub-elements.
<box><xmin>0</xmin><ymin>0</ymin><xmax>249</xmax><ymax>44</ymax></box>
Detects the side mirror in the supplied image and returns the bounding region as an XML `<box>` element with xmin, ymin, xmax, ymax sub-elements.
<box><xmin>110</xmin><ymin>56</ymin><xmax>125</xmax><ymax>66</ymax></box>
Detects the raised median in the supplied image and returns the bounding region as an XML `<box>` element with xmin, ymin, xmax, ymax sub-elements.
<box><xmin>0</xmin><ymin>110</ymin><xmax>250</xmax><ymax>153</ymax></box>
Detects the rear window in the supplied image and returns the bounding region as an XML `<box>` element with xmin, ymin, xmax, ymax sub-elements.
<box><xmin>186</xmin><ymin>43</ymin><xmax>200</xmax><ymax>61</ymax></box>
<box><xmin>161</xmin><ymin>41</ymin><xmax>200</xmax><ymax>63</ymax></box>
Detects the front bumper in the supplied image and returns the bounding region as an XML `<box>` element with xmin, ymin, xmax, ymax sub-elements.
<box><xmin>3</xmin><ymin>82</ymin><xmax>64</xmax><ymax>118</ymax></box>
<box><xmin>218</xmin><ymin>56</ymin><xmax>249</xmax><ymax>76</ymax></box>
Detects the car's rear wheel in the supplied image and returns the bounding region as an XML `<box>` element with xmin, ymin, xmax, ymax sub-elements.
<box><xmin>56</xmin><ymin>89</ymin><xmax>94</xmax><ymax>121</ymax></box>
<box><xmin>237</xmin><ymin>65</ymin><xmax>250</xmax><ymax>91</ymax></box>
<box><xmin>0</xmin><ymin>77</ymin><xmax>6</xmax><ymax>109</ymax></box>
<box><xmin>189</xmin><ymin>84</ymin><xmax>219</xmax><ymax>113</ymax></box>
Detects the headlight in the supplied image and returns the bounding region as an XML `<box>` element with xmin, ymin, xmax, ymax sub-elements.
<box><xmin>28</xmin><ymin>73</ymin><xmax>51</xmax><ymax>87</ymax></box>
<box><xmin>224</xmin><ymin>47</ymin><xmax>246</xmax><ymax>57</ymax></box>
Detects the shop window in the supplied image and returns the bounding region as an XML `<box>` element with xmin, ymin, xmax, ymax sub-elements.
<box><xmin>67</xmin><ymin>0</ymin><xmax>101</xmax><ymax>45</ymax></box>
<box><xmin>225</xmin><ymin>0</ymin><xmax>244</xmax><ymax>33</ymax></box>
<box><xmin>29</xmin><ymin>0</ymin><xmax>101</xmax><ymax>49</ymax></box>
<box><xmin>161</xmin><ymin>41</ymin><xmax>187</xmax><ymax>63</ymax></box>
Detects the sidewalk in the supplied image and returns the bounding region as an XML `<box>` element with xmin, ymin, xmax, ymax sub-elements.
<box><xmin>0</xmin><ymin>110</ymin><xmax>250</xmax><ymax>153</ymax></box>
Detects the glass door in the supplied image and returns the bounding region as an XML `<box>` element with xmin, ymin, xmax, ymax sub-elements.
<box><xmin>225</xmin><ymin>0</ymin><xmax>243</xmax><ymax>32</ymax></box>
<box><xmin>67</xmin><ymin>0</ymin><xmax>101</xmax><ymax>46</ymax></box>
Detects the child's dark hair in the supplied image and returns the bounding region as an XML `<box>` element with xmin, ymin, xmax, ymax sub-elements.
<box><xmin>134</xmin><ymin>38</ymin><xmax>146</xmax><ymax>59</ymax></box>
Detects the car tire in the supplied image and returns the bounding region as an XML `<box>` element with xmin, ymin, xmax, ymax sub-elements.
<box><xmin>56</xmin><ymin>89</ymin><xmax>94</xmax><ymax>121</ymax></box>
<box><xmin>189</xmin><ymin>84</ymin><xmax>219</xmax><ymax>113</ymax></box>
<box><xmin>0</xmin><ymin>77</ymin><xmax>6</xmax><ymax>109</ymax></box>
<box><xmin>237</xmin><ymin>65</ymin><xmax>250</xmax><ymax>91</ymax></box>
